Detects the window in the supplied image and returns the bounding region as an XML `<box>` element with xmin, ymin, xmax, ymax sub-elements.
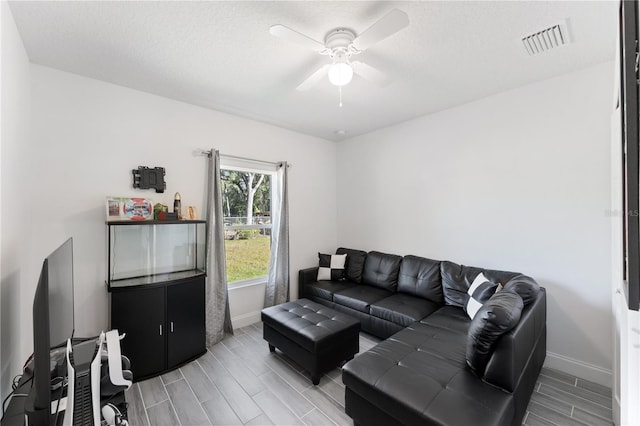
<box><xmin>221</xmin><ymin>164</ymin><xmax>273</xmax><ymax>285</ymax></box>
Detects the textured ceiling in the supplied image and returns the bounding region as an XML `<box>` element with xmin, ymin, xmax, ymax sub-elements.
<box><xmin>9</xmin><ymin>1</ymin><xmax>617</xmax><ymax>141</ymax></box>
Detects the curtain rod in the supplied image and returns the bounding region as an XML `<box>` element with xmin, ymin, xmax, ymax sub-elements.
<box><xmin>199</xmin><ymin>150</ymin><xmax>289</xmax><ymax>168</ymax></box>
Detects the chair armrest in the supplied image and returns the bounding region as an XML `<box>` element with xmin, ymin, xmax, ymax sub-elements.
<box><xmin>298</xmin><ymin>267</ymin><xmax>319</xmax><ymax>299</ymax></box>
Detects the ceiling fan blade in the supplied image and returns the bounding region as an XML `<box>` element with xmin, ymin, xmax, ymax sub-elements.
<box><xmin>296</xmin><ymin>64</ymin><xmax>331</xmax><ymax>91</ymax></box>
<box><xmin>351</xmin><ymin>61</ymin><xmax>390</xmax><ymax>86</ymax></box>
<box><xmin>352</xmin><ymin>9</ymin><xmax>409</xmax><ymax>52</ymax></box>
<box><xmin>270</xmin><ymin>24</ymin><xmax>326</xmax><ymax>52</ymax></box>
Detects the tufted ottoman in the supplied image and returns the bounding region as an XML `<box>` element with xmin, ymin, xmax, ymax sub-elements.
<box><xmin>261</xmin><ymin>299</ymin><xmax>360</xmax><ymax>385</ymax></box>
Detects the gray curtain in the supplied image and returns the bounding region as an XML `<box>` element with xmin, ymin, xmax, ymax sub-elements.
<box><xmin>205</xmin><ymin>149</ymin><xmax>233</xmax><ymax>347</ymax></box>
<box><xmin>264</xmin><ymin>162</ymin><xmax>290</xmax><ymax>307</ymax></box>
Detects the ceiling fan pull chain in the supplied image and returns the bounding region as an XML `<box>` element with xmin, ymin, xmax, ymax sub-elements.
<box><xmin>339</xmin><ymin>86</ymin><xmax>343</xmax><ymax>108</ymax></box>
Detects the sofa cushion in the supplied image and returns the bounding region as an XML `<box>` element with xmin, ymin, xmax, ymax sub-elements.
<box><xmin>440</xmin><ymin>261</ymin><xmax>484</xmax><ymax>307</ymax></box>
<box><xmin>342</xmin><ymin>320</ymin><xmax>513</xmax><ymax>426</ymax></box>
<box><xmin>305</xmin><ymin>280</ymin><xmax>355</xmax><ymax>302</ymax></box>
<box><xmin>370</xmin><ymin>294</ymin><xmax>441</xmax><ymax>327</ymax></box>
<box><xmin>466</xmin><ymin>290</ymin><xmax>524</xmax><ymax>376</ymax></box>
<box><xmin>441</xmin><ymin>261</ymin><xmax>520</xmax><ymax>308</ymax></box>
<box><xmin>317</xmin><ymin>253</ymin><xmax>347</xmax><ymax>281</ymax></box>
<box><xmin>419</xmin><ymin>305</ymin><xmax>471</xmax><ymax>335</ymax></box>
<box><xmin>504</xmin><ymin>275</ymin><xmax>540</xmax><ymax>306</ymax></box>
<box><xmin>397</xmin><ymin>255</ymin><xmax>443</xmax><ymax>304</ymax></box>
<box><xmin>336</xmin><ymin>247</ymin><xmax>368</xmax><ymax>283</ymax></box>
<box><xmin>334</xmin><ymin>286</ymin><xmax>392</xmax><ymax>313</ymax></box>
<box><xmin>362</xmin><ymin>251</ymin><xmax>402</xmax><ymax>291</ymax></box>
<box><xmin>464</xmin><ymin>272</ymin><xmax>499</xmax><ymax>319</ymax></box>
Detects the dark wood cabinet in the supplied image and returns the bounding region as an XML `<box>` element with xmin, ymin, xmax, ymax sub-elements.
<box><xmin>110</xmin><ymin>274</ymin><xmax>206</xmax><ymax>381</ymax></box>
<box><xmin>111</xmin><ymin>285</ymin><xmax>165</xmax><ymax>380</ymax></box>
<box><xmin>167</xmin><ymin>278</ymin><xmax>206</xmax><ymax>369</ymax></box>
<box><xmin>106</xmin><ymin>219</ymin><xmax>207</xmax><ymax>381</ymax></box>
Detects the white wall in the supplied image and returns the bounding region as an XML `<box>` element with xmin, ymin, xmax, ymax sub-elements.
<box><xmin>1</xmin><ymin>1</ymin><xmax>31</xmax><ymax>401</ymax></box>
<box><xmin>337</xmin><ymin>61</ymin><xmax>614</xmax><ymax>386</ymax></box>
<box><xmin>14</xmin><ymin>65</ymin><xmax>337</xmax><ymax>372</ymax></box>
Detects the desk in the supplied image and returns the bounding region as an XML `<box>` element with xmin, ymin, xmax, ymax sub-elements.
<box><xmin>2</xmin><ymin>375</ymin><xmax>32</xmax><ymax>426</ymax></box>
<box><xmin>1</xmin><ymin>373</ymin><xmax>126</xmax><ymax>426</ymax></box>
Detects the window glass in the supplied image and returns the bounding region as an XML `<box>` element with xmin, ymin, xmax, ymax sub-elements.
<box><xmin>221</xmin><ymin>168</ymin><xmax>272</xmax><ymax>284</ymax></box>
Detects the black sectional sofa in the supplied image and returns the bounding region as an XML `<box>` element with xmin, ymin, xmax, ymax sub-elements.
<box><xmin>299</xmin><ymin>248</ymin><xmax>546</xmax><ymax>426</ymax></box>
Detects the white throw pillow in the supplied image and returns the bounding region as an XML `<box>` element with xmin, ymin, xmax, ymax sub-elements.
<box><xmin>317</xmin><ymin>253</ymin><xmax>347</xmax><ymax>281</ymax></box>
<box><xmin>465</xmin><ymin>272</ymin><xmax>500</xmax><ymax>320</ymax></box>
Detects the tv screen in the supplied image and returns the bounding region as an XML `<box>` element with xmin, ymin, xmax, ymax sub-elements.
<box><xmin>25</xmin><ymin>237</ymin><xmax>75</xmax><ymax>425</ymax></box>
<box><xmin>47</xmin><ymin>238</ymin><xmax>74</xmax><ymax>348</ymax></box>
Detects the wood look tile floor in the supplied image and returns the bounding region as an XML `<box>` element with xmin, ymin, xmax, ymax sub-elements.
<box><xmin>126</xmin><ymin>323</ymin><xmax>613</xmax><ymax>426</ymax></box>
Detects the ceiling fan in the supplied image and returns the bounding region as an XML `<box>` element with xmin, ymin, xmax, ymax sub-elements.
<box><xmin>269</xmin><ymin>9</ymin><xmax>409</xmax><ymax>103</ymax></box>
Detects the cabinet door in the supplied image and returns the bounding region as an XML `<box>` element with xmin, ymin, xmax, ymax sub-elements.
<box><xmin>166</xmin><ymin>276</ymin><xmax>206</xmax><ymax>369</ymax></box>
<box><xmin>111</xmin><ymin>286</ymin><xmax>165</xmax><ymax>380</ymax></box>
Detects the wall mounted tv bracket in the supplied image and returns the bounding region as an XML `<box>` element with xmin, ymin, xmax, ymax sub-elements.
<box><xmin>132</xmin><ymin>166</ymin><xmax>166</xmax><ymax>193</ymax></box>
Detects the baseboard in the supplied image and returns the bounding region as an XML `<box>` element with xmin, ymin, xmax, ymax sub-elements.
<box><xmin>231</xmin><ymin>310</ymin><xmax>262</xmax><ymax>329</ymax></box>
<box><xmin>544</xmin><ymin>351</ymin><xmax>612</xmax><ymax>387</ymax></box>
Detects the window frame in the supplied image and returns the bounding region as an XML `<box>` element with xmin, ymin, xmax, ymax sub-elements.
<box><xmin>220</xmin><ymin>158</ymin><xmax>276</xmax><ymax>288</ymax></box>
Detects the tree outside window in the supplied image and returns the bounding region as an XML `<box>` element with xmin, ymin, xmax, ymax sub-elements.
<box><xmin>221</xmin><ymin>168</ymin><xmax>272</xmax><ymax>284</ymax></box>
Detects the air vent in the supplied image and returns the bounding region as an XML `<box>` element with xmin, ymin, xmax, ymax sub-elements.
<box><xmin>522</xmin><ymin>22</ymin><xmax>570</xmax><ymax>56</ymax></box>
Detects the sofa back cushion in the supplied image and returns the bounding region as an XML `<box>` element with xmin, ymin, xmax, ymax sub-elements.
<box><xmin>397</xmin><ymin>255</ymin><xmax>443</xmax><ymax>304</ymax></box>
<box><xmin>503</xmin><ymin>275</ymin><xmax>540</xmax><ymax>306</ymax></box>
<box><xmin>362</xmin><ymin>251</ymin><xmax>402</xmax><ymax>291</ymax></box>
<box><xmin>440</xmin><ymin>261</ymin><xmax>484</xmax><ymax>307</ymax></box>
<box><xmin>336</xmin><ymin>247</ymin><xmax>368</xmax><ymax>283</ymax></box>
<box><xmin>441</xmin><ymin>260</ymin><xmax>521</xmax><ymax>307</ymax></box>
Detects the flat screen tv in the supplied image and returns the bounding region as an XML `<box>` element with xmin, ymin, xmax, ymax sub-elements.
<box><xmin>24</xmin><ymin>238</ymin><xmax>75</xmax><ymax>426</ymax></box>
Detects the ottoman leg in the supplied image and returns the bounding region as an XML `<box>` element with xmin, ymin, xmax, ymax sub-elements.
<box><xmin>268</xmin><ymin>344</ymin><xmax>276</xmax><ymax>353</ymax></box>
<box><xmin>311</xmin><ymin>374</ymin><xmax>320</xmax><ymax>386</ymax></box>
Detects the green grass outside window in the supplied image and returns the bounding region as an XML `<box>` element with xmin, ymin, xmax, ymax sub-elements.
<box><xmin>224</xmin><ymin>236</ymin><xmax>270</xmax><ymax>283</ymax></box>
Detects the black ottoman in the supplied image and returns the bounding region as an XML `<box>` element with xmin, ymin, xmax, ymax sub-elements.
<box><xmin>261</xmin><ymin>299</ymin><xmax>360</xmax><ymax>385</ymax></box>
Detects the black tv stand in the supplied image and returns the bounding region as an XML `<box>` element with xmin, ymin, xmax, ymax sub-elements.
<box><xmin>1</xmin><ymin>339</ymin><xmax>128</xmax><ymax>426</ymax></box>
<box><xmin>2</xmin><ymin>375</ymin><xmax>127</xmax><ymax>426</ymax></box>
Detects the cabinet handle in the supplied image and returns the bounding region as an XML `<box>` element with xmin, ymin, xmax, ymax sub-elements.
<box><xmin>171</xmin><ymin>322</ymin><xmax>174</xmax><ymax>333</ymax></box>
<box><xmin>159</xmin><ymin>325</ymin><xmax>163</xmax><ymax>336</ymax></box>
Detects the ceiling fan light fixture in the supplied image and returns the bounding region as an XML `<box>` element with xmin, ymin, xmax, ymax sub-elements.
<box><xmin>328</xmin><ymin>62</ymin><xmax>353</xmax><ymax>86</ymax></box>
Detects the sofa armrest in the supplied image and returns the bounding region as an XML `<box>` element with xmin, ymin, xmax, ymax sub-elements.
<box><xmin>483</xmin><ymin>288</ymin><xmax>546</xmax><ymax>392</ymax></box>
<box><xmin>298</xmin><ymin>267</ymin><xmax>319</xmax><ymax>299</ymax></box>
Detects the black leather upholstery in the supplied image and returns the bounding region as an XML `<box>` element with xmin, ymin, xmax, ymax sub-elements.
<box><xmin>336</xmin><ymin>247</ymin><xmax>368</xmax><ymax>283</ymax></box>
<box><xmin>504</xmin><ymin>275</ymin><xmax>541</xmax><ymax>306</ymax></box>
<box><xmin>304</xmin><ymin>280</ymin><xmax>355</xmax><ymax>302</ymax></box>
<box><xmin>420</xmin><ymin>305</ymin><xmax>471</xmax><ymax>334</ymax></box>
<box><xmin>342</xmin><ymin>316</ymin><xmax>514</xmax><ymax>426</ymax></box>
<box><xmin>466</xmin><ymin>290</ymin><xmax>524</xmax><ymax>376</ymax></box>
<box><xmin>397</xmin><ymin>255</ymin><xmax>443</xmax><ymax>304</ymax></box>
<box><xmin>297</xmin><ymin>249</ymin><xmax>546</xmax><ymax>426</ymax></box>
<box><xmin>261</xmin><ymin>299</ymin><xmax>359</xmax><ymax>352</ymax></box>
<box><xmin>440</xmin><ymin>261</ymin><xmax>484</xmax><ymax>307</ymax></box>
<box><xmin>440</xmin><ymin>261</ymin><xmax>523</xmax><ymax>308</ymax></box>
<box><xmin>261</xmin><ymin>299</ymin><xmax>360</xmax><ymax>385</ymax></box>
<box><xmin>482</xmin><ymin>288</ymin><xmax>546</xmax><ymax>424</ymax></box>
<box><xmin>333</xmin><ymin>285</ymin><xmax>392</xmax><ymax>313</ymax></box>
<box><xmin>370</xmin><ymin>293</ymin><xmax>440</xmax><ymax>327</ymax></box>
<box><xmin>362</xmin><ymin>251</ymin><xmax>402</xmax><ymax>291</ymax></box>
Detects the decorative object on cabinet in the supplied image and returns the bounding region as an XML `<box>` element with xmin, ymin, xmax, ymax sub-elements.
<box><xmin>186</xmin><ymin>206</ymin><xmax>197</xmax><ymax>220</ymax></box>
<box><xmin>106</xmin><ymin>197</ymin><xmax>153</xmax><ymax>221</ymax></box>
<box><xmin>173</xmin><ymin>192</ymin><xmax>182</xmax><ymax>219</ymax></box>
<box><xmin>153</xmin><ymin>203</ymin><xmax>168</xmax><ymax>220</ymax></box>
<box><xmin>106</xmin><ymin>220</ymin><xmax>206</xmax><ymax>380</ymax></box>
<box><xmin>132</xmin><ymin>166</ymin><xmax>166</xmax><ymax>193</ymax></box>
<box><xmin>162</xmin><ymin>212</ymin><xmax>178</xmax><ymax>221</ymax></box>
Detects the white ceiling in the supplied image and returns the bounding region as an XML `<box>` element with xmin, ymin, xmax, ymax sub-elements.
<box><xmin>9</xmin><ymin>1</ymin><xmax>618</xmax><ymax>141</ymax></box>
